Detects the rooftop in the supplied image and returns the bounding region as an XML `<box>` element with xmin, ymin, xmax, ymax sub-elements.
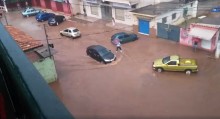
<box><xmin>5</xmin><ymin>25</ymin><xmax>43</xmax><ymax>52</ymax></box>
<box><xmin>131</xmin><ymin>0</ymin><xmax>184</xmax><ymax>16</ymax></box>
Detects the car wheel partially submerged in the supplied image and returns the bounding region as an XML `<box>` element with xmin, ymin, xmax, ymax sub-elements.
<box><xmin>157</xmin><ymin>68</ymin><xmax>163</xmax><ymax>73</ymax></box>
<box><xmin>101</xmin><ymin>61</ymin><xmax>106</xmax><ymax>64</ymax></box>
<box><xmin>185</xmin><ymin>70</ymin><xmax>192</xmax><ymax>75</ymax></box>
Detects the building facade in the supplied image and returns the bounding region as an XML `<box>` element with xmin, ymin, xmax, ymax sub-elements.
<box><xmin>31</xmin><ymin>0</ymin><xmax>72</xmax><ymax>14</ymax></box>
<box><xmin>180</xmin><ymin>23</ymin><xmax>220</xmax><ymax>52</ymax></box>
<box><xmin>131</xmin><ymin>0</ymin><xmax>198</xmax><ymax>35</ymax></box>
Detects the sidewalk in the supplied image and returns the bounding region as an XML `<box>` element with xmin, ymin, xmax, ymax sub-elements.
<box><xmin>70</xmin><ymin>14</ymin><xmax>133</xmax><ymax>32</ymax></box>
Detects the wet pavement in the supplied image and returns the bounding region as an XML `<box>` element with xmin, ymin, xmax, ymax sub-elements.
<box><xmin>2</xmin><ymin>11</ymin><xmax>220</xmax><ymax>119</ymax></box>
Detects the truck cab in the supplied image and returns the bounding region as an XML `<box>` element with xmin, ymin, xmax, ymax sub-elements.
<box><xmin>153</xmin><ymin>55</ymin><xmax>198</xmax><ymax>75</ymax></box>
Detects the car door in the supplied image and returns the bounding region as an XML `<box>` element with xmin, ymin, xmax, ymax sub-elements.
<box><xmin>68</xmin><ymin>29</ymin><xmax>72</xmax><ymax>37</ymax></box>
<box><xmin>41</xmin><ymin>14</ymin><xmax>46</xmax><ymax>20</ymax></box>
<box><xmin>118</xmin><ymin>35</ymin><xmax>124</xmax><ymax>43</ymax></box>
<box><xmin>94</xmin><ymin>51</ymin><xmax>102</xmax><ymax>62</ymax></box>
<box><xmin>63</xmin><ymin>29</ymin><xmax>68</xmax><ymax>36</ymax></box>
<box><xmin>57</xmin><ymin>16</ymin><xmax>62</xmax><ymax>23</ymax></box>
<box><xmin>123</xmin><ymin>34</ymin><xmax>131</xmax><ymax>43</ymax></box>
<box><xmin>164</xmin><ymin>61</ymin><xmax>178</xmax><ymax>71</ymax></box>
<box><xmin>90</xmin><ymin>49</ymin><xmax>97</xmax><ymax>60</ymax></box>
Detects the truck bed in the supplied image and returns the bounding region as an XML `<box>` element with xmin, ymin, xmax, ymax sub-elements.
<box><xmin>179</xmin><ymin>58</ymin><xmax>197</xmax><ymax>66</ymax></box>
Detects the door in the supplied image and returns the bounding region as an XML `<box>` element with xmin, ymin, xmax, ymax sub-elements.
<box><xmin>101</xmin><ymin>5</ymin><xmax>112</xmax><ymax>20</ymax></box>
<box><xmin>138</xmin><ymin>19</ymin><xmax>150</xmax><ymax>35</ymax></box>
<box><xmin>56</xmin><ymin>2</ymin><xmax>63</xmax><ymax>12</ymax></box>
<box><xmin>35</xmin><ymin>0</ymin><xmax>41</xmax><ymax>6</ymax></box>
<box><xmin>45</xmin><ymin>0</ymin><xmax>51</xmax><ymax>9</ymax></box>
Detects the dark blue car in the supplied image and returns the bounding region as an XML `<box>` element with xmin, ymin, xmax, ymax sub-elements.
<box><xmin>111</xmin><ymin>32</ymin><xmax>138</xmax><ymax>45</ymax></box>
<box><xmin>35</xmin><ymin>12</ymin><xmax>55</xmax><ymax>22</ymax></box>
<box><xmin>211</xmin><ymin>6</ymin><xmax>220</xmax><ymax>12</ymax></box>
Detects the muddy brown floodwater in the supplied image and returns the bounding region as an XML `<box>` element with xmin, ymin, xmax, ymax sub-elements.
<box><xmin>3</xmin><ymin>11</ymin><xmax>220</xmax><ymax>119</ymax></box>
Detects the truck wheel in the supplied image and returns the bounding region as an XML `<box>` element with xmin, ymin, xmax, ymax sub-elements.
<box><xmin>185</xmin><ymin>70</ymin><xmax>192</xmax><ymax>75</ymax></box>
<box><xmin>157</xmin><ymin>68</ymin><xmax>163</xmax><ymax>73</ymax></box>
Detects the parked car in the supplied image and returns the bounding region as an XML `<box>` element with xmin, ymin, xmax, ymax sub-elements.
<box><xmin>35</xmin><ymin>12</ymin><xmax>55</xmax><ymax>22</ymax></box>
<box><xmin>111</xmin><ymin>32</ymin><xmax>138</xmax><ymax>45</ymax></box>
<box><xmin>86</xmin><ymin>45</ymin><xmax>116</xmax><ymax>64</ymax></box>
<box><xmin>60</xmin><ymin>27</ymin><xmax>81</xmax><ymax>38</ymax></box>
<box><xmin>211</xmin><ymin>6</ymin><xmax>220</xmax><ymax>12</ymax></box>
<box><xmin>22</xmin><ymin>7</ymin><xmax>41</xmax><ymax>17</ymax></box>
<box><xmin>48</xmin><ymin>15</ymin><xmax>66</xmax><ymax>26</ymax></box>
<box><xmin>152</xmin><ymin>55</ymin><xmax>198</xmax><ymax>75</ymax></box>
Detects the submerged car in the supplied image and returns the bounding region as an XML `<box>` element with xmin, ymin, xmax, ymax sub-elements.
<box><xmin>48</xmin><ymin>15</ymin><xmax>66</xmax><ymax>26</ymax></box>
<box><xmin>111</xmin><ymin>32</ymin><xmax>138</xmax><ymax>45</ymax></box>
<box><xmin>60</xmin><ymin>27</ymin><xmax>81</xmax><ymax>38</ymax></box>
<box><xmin>22</xmin><ymin>7</ymin><xmax>41</xmax><ymax>17</ymax></box>
<box><xmin>86</xmin><ymin>45</ymin><xmax>116</xmax><ymax>64</ymax></box>
<box><xmin>152</xmin><ymin>55</ymin><xmax>198</xmax><ymax>75</ymax></box>
<box><xmin>35</xmin><ymin>12</ymin><xmax>55</xmax><ymax>22</ymax></box>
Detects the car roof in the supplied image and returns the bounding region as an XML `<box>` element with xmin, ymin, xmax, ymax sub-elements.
<box><xmin>114</xmin><ymin>32</ymin><xmax>127</xmax><ymax>36</ymax></box>
<box><xmin>55</xmin><ymin>15</ymin><xmax>64</xmax><ymax>17</ymax></box>
<box><xmin>66</xmin><ymin>27</ymin><xmax>77</xmax><ymax>30</ymax></box>
<box><xmin>170</xmin><ymin>55</ymin><xmax>179</xmax><ymax>60</ymax></box>
<box><xmin>87</xmin><ymin>45</ymin><xmax>106</xmax><ymax>51</ymax></box>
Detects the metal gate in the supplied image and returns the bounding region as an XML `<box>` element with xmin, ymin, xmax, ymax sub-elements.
<box><xmin>35</xmin><ymin>0</ymin><xmax>41</xmax><ymax>7</ymax></box>
<box><xmin>101</xmin><ymin>5</ymin><xmax>112</xmax><ymax>20</ymax></box>
<box><xmin>157</xmin><ymin>23</ymin><xmax>180</xmax><ymax>42</ymax></box>
<box><xmin>45</xmin><ymin>0</ymin><xmax>51</xmax><ymax>9</ymax></box>
<box><xmin>56</xmin><ymin>2</ymin><xmax>63</xmax><ymax>12</ymax></box>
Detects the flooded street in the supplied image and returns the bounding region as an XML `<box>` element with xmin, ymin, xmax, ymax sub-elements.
<box><xmin>2</xmin><ymin>11</ymin><xmax>220</xmax><ymax>118</ymax></box>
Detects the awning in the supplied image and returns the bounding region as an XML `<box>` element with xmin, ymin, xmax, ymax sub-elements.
<box><xmin>102</xmin><ymin>0</ymin><xmax>138</xmax><ymax>6</ymax></box>
<box><xmin>189</xmin><ymin>27</ymin><xmax>218</xmax><ymax>41</ymax></box>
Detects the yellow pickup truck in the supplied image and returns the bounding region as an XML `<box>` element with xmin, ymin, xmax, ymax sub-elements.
<box><xmin>152</xmin><ymin>55</ymin><xmax>198</xmax><ymax>75</ymax></box>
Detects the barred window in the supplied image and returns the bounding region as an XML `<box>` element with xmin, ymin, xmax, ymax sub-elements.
<box><xmin>115</xmin><ymin>8</ymin><xmax>125</xmax><ymax>21</ymax></box>
<box><xmin>90</xmin><ymin>5</ymin><xmax>98</xmax><ymax>15</ymax></box>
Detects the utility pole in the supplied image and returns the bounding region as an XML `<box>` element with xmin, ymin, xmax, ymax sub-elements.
<box><xmin>43</xmin><ymin>24</ymin><xmax>52</xmax><ymax>58</ymax></box>
<box><xmin>2</xmin><ymin>0</ymin><xmax>8</xmax><ymax>12</ymax></box>
<box><xmin>4</xmin><ymin>11</ymin><xmax>8</xmax><ymax>25</ymax></box>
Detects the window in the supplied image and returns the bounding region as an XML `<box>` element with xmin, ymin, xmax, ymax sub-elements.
<box><xmin>115</xmin><ymin>8</ymin><xmax>125</xmax><ymax>21</ymax></box>
<box><xmin>172</xmin><ymin>13</ymin><xmax>176</xmax><ymax>20</ymax></box>
<box><xmin>183</xmin><ymin>8</ymin><xmax>188</xmax><ymax>17</ymax></box>
<box><xmin>90</xmin><ymin>5</ymin><xmax>98</xmax><ymax>15</ymax></box>
<box><xmin>162</xmin><ymin>17</ymin><xmax>167</xmax><ymax>23</ymax></box>
<box><xmin>167</xmin><ymin>61</ymin><xmax>177</xmax><ymax>65</ymax></box>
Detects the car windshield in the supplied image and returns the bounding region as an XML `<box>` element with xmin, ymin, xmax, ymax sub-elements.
<box><xmin>162</xmin><ymin>56</ymin><xmax>170</xmax><ymax>64</ymax></box>
<box><xmin>99</xmin><ymin>48</ymin><xmax>110</xmax><ymax>57</ymax></box>
<box><xmin>72</xmin><ymin>29</ymin><xmax>79</xmax><ymax>32</ymax></box>
<box><xmin>50</xmin><ymin>18</ymin><xmax>55</xmax><ymax>21</ymax></box>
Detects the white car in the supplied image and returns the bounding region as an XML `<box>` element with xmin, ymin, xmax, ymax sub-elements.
<box><xmin>22</xmin><ymin>7</ymin><xmax>41</xmax><ymax>17</ymax></box>
<box><xmin>60</xmin><ymin>27</ymin><xmax>81</xmax><ymax>39</ymax></box>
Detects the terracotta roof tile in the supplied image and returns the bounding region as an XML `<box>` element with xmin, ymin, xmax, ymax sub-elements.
<box><xmin>5</xmin><ymin>25</ymin><xmax>43</xmax><ymax>51</ymax></box>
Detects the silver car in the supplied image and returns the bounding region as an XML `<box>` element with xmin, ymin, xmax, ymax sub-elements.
<box><xmin>60</xmin><ymin>27</ymin><xmax>81</xmax><ymax>39</ymax></box>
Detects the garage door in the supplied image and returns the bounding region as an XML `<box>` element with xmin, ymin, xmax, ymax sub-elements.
<box><xmin>138</xmin><ymin>19</ymin><xmax>149</xmax><ymax>35</ymax></box>
<box><xmin>56</xmin><ymin>2</ymin><xmax>63</xmax><ymax>12</ymax></box>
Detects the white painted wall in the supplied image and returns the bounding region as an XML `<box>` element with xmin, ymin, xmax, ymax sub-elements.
<box><xmin>75</xmin><ymin>0</ymin><xmax>178</xmax><ymax>25</ymax></box>
<box><xmin>112</xmin><ymin>8</ymin><xmax>135</xmax><ymax>25</ymax></box>
<box><xmin>149</xmin><ymin>0</ymin><xmax>198</xmax><ymax>29</ymax></box>
<box><xmin>70</xmin><ymin>0</ymin><xmax>81</xmax><ymax>15</ymax></box>
<box><xmin>137</xmin><ymin>0</ymin><xmax>174</xmax><ymax>8</ymax></box>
